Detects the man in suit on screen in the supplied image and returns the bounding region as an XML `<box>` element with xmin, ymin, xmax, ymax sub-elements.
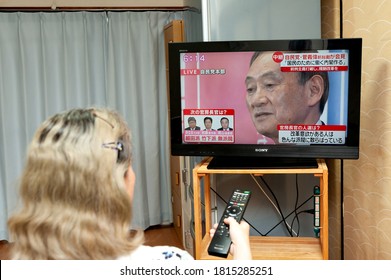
<box><xmin>185</xmin><ymin>116</ymin><xmax>200</xmax><ymax>131</ymax></box>
<box><xmin>245</xmin><ymin>51</ymin><xmax>329</xmax><ymax>143</ymax></box>
<box><xmin>217</xmin><ymin>117</ymin><xmax>233</xmax><ymax>131</ymax></box>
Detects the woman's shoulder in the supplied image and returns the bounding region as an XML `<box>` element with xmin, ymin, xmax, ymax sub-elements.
<box><xmin>118</xmin><ymin>245</ymin><xmax>194</xmax><ymax>260</ymax></box>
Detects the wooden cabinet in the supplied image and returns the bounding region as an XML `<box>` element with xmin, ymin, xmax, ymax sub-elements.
<box><xmin>164</xmin><ymin>20</ymin><xmax>185</xmax><ymax>245</ymax></box>
<box><xmin>192</xmin><ymin>157</ymin><xmax>329</xmax><ymax>260</ymax></box>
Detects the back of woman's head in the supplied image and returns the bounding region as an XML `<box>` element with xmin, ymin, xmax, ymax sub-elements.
<box><xmin>8</xmin><ymin>108</ymin><xmax>142</xmax><ymax>259</ymax></box>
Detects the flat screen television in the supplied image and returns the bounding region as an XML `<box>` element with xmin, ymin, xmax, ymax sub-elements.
<box><xmin>168</xmin><ymin>38</ymin><xmax>362</xmax><ymax>169</ymax></box>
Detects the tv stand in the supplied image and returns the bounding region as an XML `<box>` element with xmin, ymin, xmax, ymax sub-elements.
<box><xmin>207</xmin><ymin>156</ymin><xmax>318</xmax><ymax>169</ymax></box>
<box><xmin>193</xmin><ymin>157</ymin><xmax>329</xmax><ymax>260</ymax></box>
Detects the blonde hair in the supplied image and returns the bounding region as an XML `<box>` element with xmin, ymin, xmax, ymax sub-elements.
<box><xmin>8</xmin><ymin>108</ymin><xmax>143</xmax><ymax>259</ymax></box>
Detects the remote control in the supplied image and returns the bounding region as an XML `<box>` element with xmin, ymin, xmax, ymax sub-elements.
<box><xmin>208</xmin><ymin>189</ymin><xmax>251</xmax><ymax>258</ymax></box>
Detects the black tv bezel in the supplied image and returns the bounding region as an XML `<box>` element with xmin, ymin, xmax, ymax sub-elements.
<box><xmin>168</xmin><ymin>38</ymin><xmax>362</xmax><ymax>163</ymax></box>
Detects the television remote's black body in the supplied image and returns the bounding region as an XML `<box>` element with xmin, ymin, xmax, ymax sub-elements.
<box><xmin>207</xmin><ymin>189</ymin><xmax>251</xmax><ymax>258</ymax></box>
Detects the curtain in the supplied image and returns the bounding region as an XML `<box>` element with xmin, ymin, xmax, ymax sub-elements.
<box><xmin>0</xmin><ymin>10</ymin><xmax>201</xmax><ymax>240</ymax></box>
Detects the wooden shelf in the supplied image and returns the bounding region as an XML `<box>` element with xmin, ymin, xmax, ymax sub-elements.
<box><xmin>192</xmin><ymin>157</ymin><xmax>329</xmax><ymax>260</ymax></box>
<box><xmin>200</xmin><ymin>236</ymin><xmax>323</xmax><ymax>260</ymax></box>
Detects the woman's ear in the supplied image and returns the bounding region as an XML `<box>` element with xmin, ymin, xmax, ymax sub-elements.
<box><xmin>307</xmin><ymin>75</ymin><xmax>324</xmax><ymax>108</ymax></box>
<box><xmin>124</xmin><ymin>165</ymin><xmax>135</xmax><ymax>201</ymax></box>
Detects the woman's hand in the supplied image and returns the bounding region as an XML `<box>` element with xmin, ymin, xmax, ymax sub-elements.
<box><xmin>210</xmin><ymin>217</ymin><xmax>252</xmax><ymax>260</ymax></box>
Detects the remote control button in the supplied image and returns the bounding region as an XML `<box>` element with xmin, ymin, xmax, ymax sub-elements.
<box><xmin>227</xmin><ymin>205</ymin><xmax>242</xmax><ymax>216</ymax></box>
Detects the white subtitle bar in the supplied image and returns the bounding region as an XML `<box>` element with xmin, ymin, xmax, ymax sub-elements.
<box><xmin>1</xmin><ymin>260</ymin><xmax>390</xmax><ymax>280</ymax></box>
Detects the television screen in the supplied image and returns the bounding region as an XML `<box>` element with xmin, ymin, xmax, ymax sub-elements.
<box><xmin>168</xmin><ymin>39</ymin><xmax>362</xmax><ymax>168</ymax></box>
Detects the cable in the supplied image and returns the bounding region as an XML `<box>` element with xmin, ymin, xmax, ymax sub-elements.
<box><xmin>251</xmin><ymin>174</ymin><xmax>295</xmax><ymax>236</ymax></box>
<box><xmin>290</xmin><ymin>174</ymin><xmax>301</xmax><ymax>236</ymax></box>
<box><xmin>209</xmin><ymin>187</ymin><xmax>265</xmax><ymax>236</ymax></box>
<box><xmin>207</xmin><ymin>186</ymin><xmax>315</xmax><ymax>237</ymax></box>
<box><xmin>264</xmin><ymin>195</ymin><xmax>314</xmax><ymax>236</ymax></box>
<box><xmin>199</xmin><ymin>178</ymin><xmax>315</xmax><ymax>238</ymax></box>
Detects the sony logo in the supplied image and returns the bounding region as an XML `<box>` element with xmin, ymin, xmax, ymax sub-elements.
<box><xmin>255</xmin><ymin>148</ymin><xmax>268</xmax><ymax>152</ymax></box>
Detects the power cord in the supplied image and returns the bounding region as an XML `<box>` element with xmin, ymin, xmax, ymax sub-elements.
<box><xmin>209</xmin><ymin>187</ymin><xmax>265</xmax><ymax>236</ymax></box>
<box><xmin>291</xmin><ymin>174</ymin><xmax>301</xmax><ymax>236</ymax></box>
<box><xmin>190</xmin><ymin>174</ymin><xmax>316</xmax><ymax>238</ymax></box>
<box><xmin>210</xmin><ymin>187</ymin><xmax>315</xmax><ymax>237</ymax></box>
<box><xmin>263</xmin><ymin>196</ymin><xmax>314</xmax><ymax>236</ymax></box>
<box><xmin>251</xmin><ymin>174</ymin><xmax>295</xmax><ymax>236</ymax></box>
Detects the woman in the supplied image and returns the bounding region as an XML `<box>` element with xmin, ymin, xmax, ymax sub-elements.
<box><xmin>8</xmin><ymin>108</ymin><xmax>251</xmax><ymax>260</ymax></box>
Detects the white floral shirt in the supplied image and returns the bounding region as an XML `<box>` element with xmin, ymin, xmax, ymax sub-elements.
<box><xmin>118</xmin><ymin>245</ymin><xmax>193</xmax><ymax>260</ymax></box>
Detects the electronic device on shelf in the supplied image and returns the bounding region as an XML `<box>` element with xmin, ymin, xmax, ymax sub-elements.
<box><xmin>168</xmin><ymin>38</ymin><xmax>362</xmax><ymax>169</ymax></box>
<box><xmin>207</xmin><ymin>189</ymin><xmax>251</xmax><ymax>258</ymax></box>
